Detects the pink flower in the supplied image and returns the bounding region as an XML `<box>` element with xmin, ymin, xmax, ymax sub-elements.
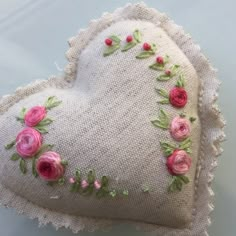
<box><xmin>170</xmin><ymin>117</ymin><xmax>191</xmax><ymax>141</ymax></box>
<box><xmin>81</xmin><ymin>180</ymin><xmax>89</xmax><ymax>189</ymax></box>
<box><xmin>24</xmin><ymin>106</ymin><xmax>47</xmax><ymax>127</ymax></box>
<box><xmin>16</xmin><ymin>128</ymin><xmax>42</xmax><ymax>158</ymax></box>
<box><xmin>94</xmin><ymin>180</ymin><xmax>101</xmax><ymax>190</ymax></box>
<box><xmin>36</xmin><ymin>151</ymin><xmax>65</xmax><ymax>181</ymax></box>
<box><xmin>166</xmin><ymin>150</ymin><xmax>192</xmax><ymax>175</ymax></box>
<box><xmin>69</xmin><ymin>177</ymin><xmax>76</xmax><ymax>184</ymax></box>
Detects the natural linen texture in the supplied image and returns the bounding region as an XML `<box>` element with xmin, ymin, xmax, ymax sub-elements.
<box><xmin>0</xmin><ymin>3</ymin><xmax>225</xmax><ymax>236</ymax></box>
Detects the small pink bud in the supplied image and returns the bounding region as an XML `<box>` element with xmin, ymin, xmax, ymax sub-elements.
<box><xmin>165</xmin><ymin>69</ymin><xmax>171</xmax><ymax>76</ymax></box>
<box><xmin>81</xmin><ymin>180</ymin><xmax>89</xmax><ymax>189</ymax></box>
<box><xmin>126</xmin><ymin>35</ymin><xmax>133</xmax><ymax>43</ymax></box>
<box><xmin>105</xmin><ymin>38</ymin><xmax>112</xmax><ymax>46</ymax></box>
<box><xmin>94</xmin><ymin>180</ymin><xmax>102</xmax><ymax>190</ymax></box>
<box><xmin>69</xmin><ymin>177</ymin><xmax>76</xmax><ymax>184</ymax></box>
<box><xmin>156</xmin><ymin>56</ymin><xmax>164</xmax><ymax>64</ymax></box>
<box><xmin>143</xmin><ymin>42</ymin><xmax>151</xmax><ymax>51</ymax></box>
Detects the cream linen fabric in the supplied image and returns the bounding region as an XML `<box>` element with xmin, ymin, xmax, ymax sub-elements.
<box><xmin>0</xmin><ymin>3</ymin><xmax>225</xmax><ymax>236</ymax></box>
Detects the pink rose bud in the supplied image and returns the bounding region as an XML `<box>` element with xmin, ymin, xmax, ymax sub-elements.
<box><xmin>69</xmin><ymin>177</ymin><xmax>76</xmax><ymax>184</ymax></box>
<box><xmin>81</xmin><ymin>180</ymin><xmax>89</xmax><ymax>189</ymax></box>
<box><xmin>36</xmin><ymin>151</ymin><xmax>65</xmax><ymax>181</ymax></box>
<box><xmin>170</xmin><ymin>117</ymin><xmax>191</xmax><ymax>141</ymax></box>
<box><xmin>165</xmin><ymin>70</ymin><xmax>171</xmax><ymax>76</ymax></box>
<box><xmin>126</xmin><ymin>35</ymin><xmax>133</xmax><ymax>43</ymax></box>
<box><xmin>24</xmin><ymin>106</ymin><xmax>47</xmax><ymax>127</ymax></box>
<box><xmin>94</xmin><ymin>180</ymin><xmax>101</xmax><ymax>190</ymax></box>
<box><xmin>105</xmin><ymin>38</ymin><xmax>112</xmax><ymax>46</ymax></box>
<box><xmin>156</xmin><ymin>56</ymin><xmax>164</xmax><ymax>64</ymax></box>
<box><xmin>143</xmin><ymin>42</ymin><xmax>151</xmax><ymax>51</ymax></box>
<box><xmin>166</xmin><ymin>150</ymin><xmax>192</xmax><ymax>175</ymax></box>
<box><xmin>16</xmin><ymin>128</ymin><xmax>42</xmax><ymax>158</ymax></box>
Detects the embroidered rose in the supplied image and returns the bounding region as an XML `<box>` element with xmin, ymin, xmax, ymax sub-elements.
<box><xmin>166</xmin><ymin>150</ymin><xmax>192</xmax><ymax>175</ymax></box>
<box><xmin>81</xmin><ymin>180</ymin><xmax>89</xmax><ymax>189</ymax></box>
<box><xmin>16</xmin><ymin>128</ymin><xmax>42</xmax><ymax>158</ymax></box>
<box><xmin>94</xmin><ymin>180</ymin><xmax>102</xmax><ymax>190</ymax></box>
<box><xmin>24</xmin><ymin>106</ymin><xmax>47</xmax><ymax>127</ymax></box>
<box><xmin>169</xmin><ymin>87</ymin><xmax>187</xmax><ymax>108</ymax></box>
<box><xmin>170</xmin><ymin>117</ymin><xmax>191</xmax><ymax>141</ymax></box>
<box><xmin>36</xmin><ymin>151</ymin><xmax>65</xmax><ymax>181</ymax></box>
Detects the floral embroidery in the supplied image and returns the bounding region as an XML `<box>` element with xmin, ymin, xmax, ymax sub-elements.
<box><xmin>170</xmin><ymin>117</ymin><xmax>191</xmax><ymax>141</ymax></box>
<box><xmin>69</xmin><ymin>169</ymin><xmax>129</xmax><ymax>199</ymax></box>
<box><xmin>103</xmin><ymin>35</ymin><xmax>121</xmax><ymax>57</ymax></box>
<box><xmin>4</xmin><ymin>97</ymin><xmax>67</xmax><ymax>184</ymax></box>
<box><xmin>157</xmin><ymin>64</ymin><xmax>180</xmax><ymax>81</ymax></box>
<box><xmin>136</xmin><ymin>42</ymin><xmax>157</xmax><ymax>59</ymax></box>
<box><xmin>36</xmin><ymin>151</ymin><xmax>67</xmax><ymax>182</ymax></box>
<box><xmin>121</xmin><ymin>29</ymin><xmax>142</xmax><ymax>52</ymax></box>
<box><xmin>149</xmin><ymin>55</ymin><xmax>170</xmax><ymax>71</ymax></box>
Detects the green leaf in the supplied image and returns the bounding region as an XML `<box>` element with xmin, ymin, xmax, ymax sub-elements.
<box><xmin>32</xmin><ymin>157</ymin><xmax>38</xmax><ymax>177</ymax></box>
<box><xmin>58</xmin><ymin>177</ymin><xmax>65</xmax><ymax>185</ymax></box>
<box><xmin>44</xmin><ymin>96</ymin><xmax>62</xmax><ymax>110</ymax></box>
<box><xmin>75</xmin><ymin>169</ymin><xmax>81</xmax><ymax>182</ymax></box>
<box><xmin>103</xmin><ymin>44</ymin><xmax>120</xmax><ymax>57</ymax></box>
<box><xmin>122</xmin><ymin>190</ymin><xmax>129</xmax><ymax>196</ymax></box>
<box><xmin>179</xmin><ymin>175</ymin><xmax>190</xmax><ymax>184</ymax></box>
<box><xmin>19</xmin><ymin>159</ymin><xmax>27</xmax><ymax>174</ymax></box>
<box><xmin>136</xmin><ymin>51</ymin><xmax>155</xmax><ymax>59</ymax></box>
<box><xmin>155</xmin><ymin>88</ymin><xmax>169</xmax><ymax>98</ymax></box>
<box><xmin>176</xmin><ymin>74</ymin><xmax>185</xmax><ymax>87</ymax></box>
<box><xmin>34</xmin><ymin>126</ymin><xmax>48</xmax><ymax>134</ymax></box>
<box><xmin>160</xmin><ymin>142</ymin><xmax>177</xmax><ymax>156</ymax></box>
<box><xmin>87</xmin><ymin>170</ymin><xmax>95</xmax><ymax>184</ymax></box>
<box><xmin>11</xmin><ymin>153</ymin><xmax>21</xmax><ymax>161</ymax></box>
<box><xmin>109</xmin><ymin>190</ymin><xmax>117</xmax><ymax>198</ymax></box>
<box><xmin>158</xmin><ymin>99</ymin><xmax>170</xmax><ymax>104</ymax></box>
<box><xmin>16</xmin><ymin>107</ymin><xmax>27</xmax><ymax>123</ymax></box>
<box><xmin>61</xmin><ymin>160</ymin><xmax>68</xmax><ymax>167</ymax></box>
<box><xmin>189</xmin><ymin>117</ymin><xmax>196</xmax><ymax>123</ymax></box>
<box><xmin>133</xmin><ymin>29</ymin><xmax>142</xmax><ymax>43</ymax></box>
<box><xmin>35</xmin><ymin>144</ymin><xmax>54</xmax><ymax>158</ymax></box>
<box><xmin>168</xmin><ymin>176</ymin><xmax>182</xmax><ymax>192</ymax></box>
<box><xmin>142</xmin><ymin>185</ymin><xmax>150</xmax><ymax>193</ymax></box>
<box><xmin>149</xmin><ymin>63</ymin><xmax>165</xmax><ymax>71</ymax></box>
<box><xmin>171</xmin><ymin>64</ymin><xmax>180</xmax><ymax>75</ymax></box>
<box><xmin>82</xmin><ymin>185</ymin><xmax>94</xmax><ymax>196</ymax></box>
<box><xmin>5</xmin><ymin>140</ymin><xmax>16</xmax><ymax>150</ymax></box>
<box><xmin>157</xmin><ymin>74</ymin><xmax>171</xmax><ymax>81</ymax></box>
<box><xmin>179</xmin><ymin>138</ymin><xmax>192</xmax><ymax>150</ymax></box>
<box><xmin>151</xmin><ymin>109</ymin><xmax>170</xmax><ymax>130</ymax></box>
<box><xmin>150</xmin><ymin>43</ymin><xmax>157</xmax><ymax>52</ymax></box>
<box><xmin>96</xmin><ymin>190</ymin><xmax>106</xmax><ymax>199</ymax></box>
<box><xmin>101</xmin><ymin>176</ymin><xmax>109</xmax><ymax>187</ymax></box>
<box><xmin>121</xmin><ymin>41</ymin><xmax>137</xmax><ymax>52</ymax></box>
<box><xmin>70</xmin><ymin>182</ymin><xmax>80</xmax><ymax>192</ymax></box>
<box><xmin>38</xmin><ymin>118</ymin><xmax>53</xmax><ymax>126</ymax></box>
<box><xmin>109</xmin><ymin>35</ymin><xmax>121</xmax><ymax>43</ymax></box>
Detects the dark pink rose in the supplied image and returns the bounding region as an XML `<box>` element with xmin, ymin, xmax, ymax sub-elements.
<box><xmin>166</xmin><ymin>150</ymin><xmax>192</xmax><ymax>175</ymax></box>
<box><xmin>170</xmin><ymin>117</ymin><xmax>191</xmax><ymax>141</ymax></box>
<box><xmin>16</xmin><ymin>128</ymin><xmax>42</xmax><ymax>158</ymax></box>
<box><xmin>36</xmin><ymin>151</ymin><xmax>65</xmax><ymax>181</ymax></box>
<box><xmin>24</xmin><ymin>106</ymin><xmax>47</xmax><ymax>127</ymax></box>
<box><xmin>169</xmin><ymin>87</ymin><xmax>188</xmax><ymax>108</ymax></box>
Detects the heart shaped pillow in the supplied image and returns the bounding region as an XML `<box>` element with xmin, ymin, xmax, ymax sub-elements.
<box><xmin>0</xmin><ymin>3</ymin><xmax>225</xmax><ymax>235</ymax></box>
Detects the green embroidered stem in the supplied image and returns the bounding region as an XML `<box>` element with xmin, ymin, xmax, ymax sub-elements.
<box><xmin>121</xmin><ymin>29</ymin><xmax>142</xmax><ymax>52</ymax></box>
<box><xmin>5</xmin><ymin>140</ymin><xmax>16</xmax><ymax>150</ymax></box>
<box><xmin>44</xmin><ymin>96</ymin><xmax>62</xmax><ymax>110</ymax></box>
<box><xmin>151</xmin><ymin>109</ymin><xmax>170</xmax><ymax>130</ymax></box>
<box><xmin>168</xmin><ymin>175</ymin><xmax>190</xmax><ymax>193</ymax></box>
<box><xmin>136</xmin><ymin>43</ymin><xmax>157</xmax><ymax>59</ymax></box>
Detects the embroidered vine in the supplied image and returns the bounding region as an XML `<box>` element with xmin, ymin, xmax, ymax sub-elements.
<box><xmin>69</xmin><ymin>169</ymin><xmax>129</xmax><ymax>199</ymax></box>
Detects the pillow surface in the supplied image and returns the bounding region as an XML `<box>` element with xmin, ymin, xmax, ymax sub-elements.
<box><xmin>0</xmin><ymin>3</ymin><xmax>225</xmax><ymax>235</ymax></box>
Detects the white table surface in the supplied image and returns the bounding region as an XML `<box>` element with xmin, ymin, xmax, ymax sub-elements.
<box><xmin>0</xmin><ymin>1</ymin><xmax>235</xmax><ymax>235</ymax></box>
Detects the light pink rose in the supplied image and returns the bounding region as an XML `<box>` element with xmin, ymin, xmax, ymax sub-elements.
<box><xmin>94</xmin><ymin>180</ymin><xmax>101</xmax><ymax>190</ymax></box>
<box><xmin>16</xmin><ymin>128</ymin><xmax>42</xmax><ymax>158</ymax></box>
<box><xmin>24</xmin><ymin>106</ymin><xmax>47</xmax><ymax>127</ymax></box>
<box><xmin>166</xmin><ymin>150</ymin><xmax>192</xmax><ymax>175</ymax></box>
<box><xmin>170</xmin><ymin>117</ymin><xmax>191</xmax><ymax>141</ymax></box>
<box><xmin>69</xmin><ymin>177</ymin><xmax>76</xmax><ymax>184</ymax></box>
<box><xmin>81</xmin><ymin>180</ymin><xmax>89</xmax><ymax>189</ymax></box>
<box><xmin>36</xmin><ymin>151</ymin><xmax>65</xmax><ymax>181</ymax></box>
